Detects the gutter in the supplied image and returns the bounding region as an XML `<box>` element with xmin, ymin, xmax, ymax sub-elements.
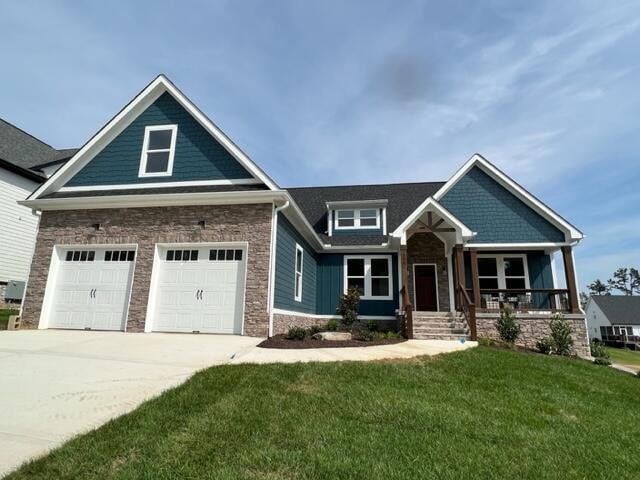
<box><xmin>267</xmin><ymin>200</ymin><xmax>290</xmax><ymax>337</ymax></box>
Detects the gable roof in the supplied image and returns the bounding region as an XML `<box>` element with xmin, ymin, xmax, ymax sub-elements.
<box><xmin>287</xmin><ymin>181</ymin><xmax>444</xmax><ymax>245</ymax></box>
<box><xmin>590</xmin><ymin>296</ymin><xmax>640</xmax><ymax>325</ymax></box>
<box><xmin>30</xmin><ymin>75</ymin><xmax>279</xmax><ymax>200</ymax></box>
<box><xmin>0</xmin><ymin>119</ymin><xmax>76</xmax><ymax>180</ymax></box>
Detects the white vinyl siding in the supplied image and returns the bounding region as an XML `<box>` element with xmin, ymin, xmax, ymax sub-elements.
<box><xmin>0</xmin><ymin>167</ymin><xmax>40</xmax><ymax>283</ymax></box>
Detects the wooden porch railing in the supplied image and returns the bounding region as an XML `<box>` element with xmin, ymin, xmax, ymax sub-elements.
<box><xmin>457</xmin><ymin>283</ymin><xmax>477</xmax><ymax>340</ymax></box>
<box><xmin>467</xmin><ymin>288</ymin><xmax>571</xmax><ymax>313</ymax></box>
<box><xmin>401</xmin><ymin>285</ymin><xmax>413</xmax><ymax>339</ymax></box>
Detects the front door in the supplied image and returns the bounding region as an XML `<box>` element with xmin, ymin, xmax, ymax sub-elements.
<box><xmin>414</xmin><ymin>264</ymin><xmax>438</xmax><ymax>311</ymax></box>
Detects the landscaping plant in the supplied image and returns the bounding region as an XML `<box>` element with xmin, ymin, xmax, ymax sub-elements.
<box><xmin>548</xmin><ymin>314</ymin><xmax>573</xmax><ymax>356</ymax></box>
<box><xmin>496</xmin><ymin>305</ymin><xmax>520</xmax><ymax>344</ymax></box>
<box><xmin>325</xmin><ymin>319</ymin><xmax>339</xmax><ymax>331</ymax></box>
<box><xmin>590</xmin><ymin>339</ymin><xmax>610</xmax><ymax>360</ymax></box>
<box><xmin>337</xmin><ymin>285</ymin><xmax>360</xmax><ymax>326</ymax></box>
<box><xmin>285</xmin><ymin>326</ymin><xmax>308</xmax><ymax>341</ymax></box>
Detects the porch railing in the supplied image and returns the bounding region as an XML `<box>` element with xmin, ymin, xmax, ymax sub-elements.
<box><xmin>457</xmin><ymin>284</ymin><xmax>477</xmax><ymax>340</ymax></box>
<box><xmin>468</xmin><ymin>289</ymin><xmax>571</xmax><ymax>313</ymax></box>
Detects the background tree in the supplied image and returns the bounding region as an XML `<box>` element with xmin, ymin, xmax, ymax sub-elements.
<box><xmin>587</xmin><ymin>279</ymin><xmax>609</xmax><ymax>296</ymax></box>
<box><xmin>606</xmin><ymin>268</ymin><xmax>640</xmax><ymax>296</ymax></box>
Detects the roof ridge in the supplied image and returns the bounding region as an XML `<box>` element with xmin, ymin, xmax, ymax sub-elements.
<box><xmin>286</xmin><ymin>180</ymin><xmax>446</xmax><ymax>190</ymax></box>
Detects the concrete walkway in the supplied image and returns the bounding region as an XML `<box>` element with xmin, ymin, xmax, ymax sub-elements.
<box><xmin>0</xmin><ymin>330</ymin><xmax>474</xmax><ymax>476</ymax></box>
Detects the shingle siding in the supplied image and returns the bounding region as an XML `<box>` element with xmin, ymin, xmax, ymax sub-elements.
<box><xmin>440</xmin><ymin>166</ymin><xmax>565</xmax><ymax>243</ymax></box>
<box><xmin>66</xmin><ymin>92</ymin><xmax>254</xmax><ymax>187</ymax></box>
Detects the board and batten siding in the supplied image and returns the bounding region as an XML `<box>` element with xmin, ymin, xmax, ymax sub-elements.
<box><xmin>440</xmin><ymin>166</ymin><xmax>565</xmax><ymax>243</ymax></box>
<box><xmin>273</xmin><ymin>214</ymin><xmax>317</xmax><ymax>314</ymax></box>
<box><xmin>0</xmin><ymin>167</ymin><xmax>40</xmax><ymax>283</ymax></box>
<box><xmin>65</xmin><ymin>92</ymin><xmax>255</xmax><ymax>187</ymax></box>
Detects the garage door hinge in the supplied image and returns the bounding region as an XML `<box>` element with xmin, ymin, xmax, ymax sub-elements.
<box><xmin>192</xmin><ymin>330</ymin><xmax>200</xmax><ymax>334</ymax></box>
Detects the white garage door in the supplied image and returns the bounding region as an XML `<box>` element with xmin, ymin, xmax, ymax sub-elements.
<box><xmin>48</xmin><ymin>247</ymin><xmax>136</xmax><ymax>331</ymax></box>
<box><xmin>152</xmin><ymin>246</ymin><xmax>246</xmax><ymax>334</ymax></box>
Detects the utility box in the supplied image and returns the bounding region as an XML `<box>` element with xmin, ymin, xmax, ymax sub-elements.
<box><xmin>7</xmin><ymin>315</ymin><xmax>21</xmax><ymax>330</ymax></box>
<box><xmin>5</xmin><ymin>280</ymin><xmax>25</xmax><ymax>302</ymax></box>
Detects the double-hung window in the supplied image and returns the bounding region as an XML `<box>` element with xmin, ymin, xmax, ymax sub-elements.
<box><xmin>335</xmin><ymin>209</ymin><xmax>380</xmax><ymax>230</ymax></box>
<box><xmin>294</xmin><ymin>244</ymin><xmax>304</xmax><ymax>302</ymax></box>
<box><xmin>139</xmin><ymin>125</ymin><xmax>178</xmax><ymax>177</ymax></box>
<box><xmin>478</xmin><ymin>255</ymin><xmax>530</xmax><ymax>290</ymax></box>
<box><xmin>344</xmin><ymin>255</ymin><xmax>392</xmax><ymax>300</ymax></box>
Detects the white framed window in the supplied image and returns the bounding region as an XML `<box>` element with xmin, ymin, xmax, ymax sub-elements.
<box><xmin>477</xmin><ymin>254</ymin><xmax>530</xmax><ymax>290</ymax></box>
<box><xmin>294</xmin><ymin>244</ymin><xmax>303</xmax><ymax>302</ymax></box>
<box><xmin>334</xmin><ymin>209</ymin><xmax>380</xmax><ymax>230</ymax></box>
<box><xmin>138</xmin><ymin>124</ymin><xmax>178</xmax><ymax>177</ymax></box>
<box><xmin>344</xmin><ymin>255</ymin><xmax>392</xmax><ymax>300</ymax></box>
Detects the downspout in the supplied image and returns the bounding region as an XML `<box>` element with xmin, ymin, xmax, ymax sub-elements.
<box><xmin>267</xmin><ymin>200</ymin><xmax>290</xmax><ymax>337</ymax></box>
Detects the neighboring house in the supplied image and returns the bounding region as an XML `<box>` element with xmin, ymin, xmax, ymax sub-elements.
<box><xmin>586</xmin><ymin>295</ymin><xmax>640</xmax><ymax>343</ymax></box>
<box><xmin>18</xmin><ymin>75</ymin><xmax>589</xmax><ymax>355</ymax></box>
<box><xmin>0</xmin><ymin>119</ymin><xmax>77</xmax><ymax>304</ymax></box>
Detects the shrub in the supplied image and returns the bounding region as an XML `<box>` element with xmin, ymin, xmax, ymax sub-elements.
<box><xmin>590</xmin><ymin>340</ymin><xmax>610</xmax><ymax>359</ymax></box>
<box><xmin>308</xmin><ymin>325</ymin><xmax>323</xmax><ymax>336</ymax></box>
<box><xmin>496</xmin><ymin>305</ymin><xmax>520</xmax><ymax>344</ymax></box>
<box><xmin>478</xmin><ymin>337</ymin><xmax>495</xmax><ymax>347</ymax></box>
<box><xmin>285</xmin><ymin>326</ymin><xmax>307</xmax><ymax>341</ymax></box>
<box><xmin>536</xmin><ymin>337</ymin><xmax>553</xmax><ymax>355</ymax></box>
<box><xmin>337</xmin><ymin>286</ymin><xmax>360</xmax><ymax>325</ymax></box>
<box><xmin>353</xmin><ymin>329</ymin><xmax>375</xmax><ymax>342</ymax></box>
<box><xmin>367</xmin><ymin>319</ymin><xmax>378</xmax><ymax>332</ymax></box>
<box><xmin>384</xmin><ymin>331</ymin><xmax>401</xmax><ymax>340</ymax></box>
<box><xmin>326</xmin><ymin>319</ymin><xmax>339</xmax><ymax>331</ymax></box>
<box><xmin>593</xmin><ymin>357</ymin><xmax>612</xmax><ymax>366</ymax></box>
<box><xmin>549</xmin><ymin>314</ymin><xmax>573</xmax><ymax>356</ymax></box>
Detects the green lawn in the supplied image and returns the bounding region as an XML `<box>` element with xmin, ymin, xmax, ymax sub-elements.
<box><xmin>8</xmin><ymin>347</ymin><xmax>640</xmax><ymax>480</ymax></box>
<box><xmin>0</xmin><ymin>309</ymin><xmax>18</xmax><ymax>330</ymax></box>
<box><xmin>609</xmin><ymin>347</ymin><xmax>640</xmax><ymax>371</ymax></box>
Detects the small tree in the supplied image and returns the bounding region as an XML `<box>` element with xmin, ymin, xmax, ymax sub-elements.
<box><xmin>607</xmin><ymin>268</ymin><xmax>640</xmax><ymax>296</ymax></box>
<box><xmin>337</xmin><ymin>286</ymin><xmax>360</xmax><ymax>326</ymax></box>
<box><xmin>587</xmin><ymin>279</ymin><xmax>609</xmax><ymax>296</ymax></box>
<box><xmin>549</xmin><ymin>314</ymin><xmax>573</xmax><ymax>356</ymax></box>
<box><xmin>496</xmin><ymin>305</ymin><xmax>520</xmax><ymax>344</ymax></box>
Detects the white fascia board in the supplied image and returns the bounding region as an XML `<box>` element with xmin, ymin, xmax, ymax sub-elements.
<box><xmin>326</xmin><ymin>199</ymin><xmax>389</xmax><ymax>209</ymax></box>
<box><xmin>280</xmin><ymin>196</ymin><xmax>325</xmax><ymax>250</ymax></box>
<box><xmin>433</xmin><ymin>153</ymin><xmax>584</xmax><ymax>242</ymax></box>
<box><xmin>58</xmin><ymin>178</ymin><xmax>263</xmax><ymax>192</ymax></box>
<box><xmin>391</xmin><ymin>196</ymin><xmax>474</xmax><ymax>241</ymax></box>
<box><xmin>20</xmin><ymin>190</ymin><xmax>288</xmax><ymax>211</ymax></box>
<box><xmin>31</xmin><ymin>74</ymin><xmax>279</xmax><ymax>200</ymax></box>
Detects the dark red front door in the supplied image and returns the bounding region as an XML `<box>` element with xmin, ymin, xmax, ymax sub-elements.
<box><xmin>414</xmin><ymin>265</ymin><xmax>438</xmax><ymax>311</ymax></box>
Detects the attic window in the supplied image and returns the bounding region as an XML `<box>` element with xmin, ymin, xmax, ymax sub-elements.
<box><xmin>335</xmin><ymin>209</ymin><xmax>380</xmax><ymax>230</ymax></box>
<box><xmin>139</xmin><ymin>125</ymin><xmax>178</xmax><ymax>177</ymax></box>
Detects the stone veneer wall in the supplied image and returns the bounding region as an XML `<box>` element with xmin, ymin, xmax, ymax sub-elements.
<box><xmin>272</xmin><ymin>313</ymin><xmax>327</xmax><ymax>335</ymax></box>
<box><xmin>21</xmin><ymin>204</ymin><xmax>273</xmax><ymax>337</ymax></box>
<box><xmin>407</xmin><ymin>232</ymin><xmax>450</xmax><ymax>312</ymax></box>
<box><xmin>476</xmin><ymin>313</ymin><xmax>590</xmax><ymax>357</ymax></box>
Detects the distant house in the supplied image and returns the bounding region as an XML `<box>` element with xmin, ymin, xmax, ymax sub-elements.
<box><xmin>586</xmin><ymin>295</ymin><xmax>640</xmax><ymax>343</ymax></box>
<box><xmin>0</xmin><ymin>119</ymin><xmax>76</xmax><ymax>305</ymax></box>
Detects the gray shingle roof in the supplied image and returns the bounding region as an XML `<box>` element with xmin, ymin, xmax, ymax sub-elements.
<box><xmin>591</xmin><ymin>296</ymin><xmax>640</xmax><ymax>325</ymax></box>
<box><xmin>0</xmin><ymin>118</ymin><xmax>76</xmax><ymax>178</ymax></box>
<box><xmin>41</xmin><ymin>183</ymin><xmax>270</xmax><ymax>199</ymax></box>
<box><xmin>287</xmin><ymin>182</ymin><xmax>445</xmax><ymax>245</ymax></box>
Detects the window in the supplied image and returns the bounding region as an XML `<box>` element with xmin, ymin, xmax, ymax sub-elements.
<box><xmin>344</xmin><ymin>255</ymin><xmax>392</xmax><ymax>300</ymax></box>
<box><xmin>613</xmin><ymin>325</ymin><xmax>633</xmax><ymax>336</ymax></box>
<box><xmin>139</xmin><ymin>125</ymin><xmax>178</xmax><ymax>177</ymax></box>
<box><xmin>208</xmin><ymin>249</ymin><xmax>243</xmax><ymax>261</ymax></box>
<box><xmin>166</xmin><ymin>249</ymin><xmax>198</xmax><ymax>261</ymax></box>
<box><xmin>477</xmin><ymin>255</ymin><xmax>530</xmax><ymax>290</ymax></box>
<box><xmin>334</xmin><ymin>209</ymin><xmax>380</xmax><ymax>230</ymax></box>
<box><xmin>64</xmin><ymin>250</ymin><xmax>95</xmax><ymax>262</ymax></box>
<box><xmin>294</xmin><ymin>244</ymin><xmax>303</xmax><ymax>302</ymax></box>
<box><xmin>105</xmin><ymin>250</ymin><xmax>135</xmax><ymax>262</ymax></box>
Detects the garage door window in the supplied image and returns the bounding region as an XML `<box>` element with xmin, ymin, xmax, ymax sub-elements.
<box><xmin>65</xmin><ymin>250</ymin><xmax>96</xmax><ymax>262</ymax></box>
<box><xmin>105</xmin><ymin>250</ymin><xmax>136</xmax><ymax>262</ymax></box>
<box><xmin>209</xmin><ymin>249</ymin><xmax>243</xmax><ymax>261</ymax></box>
<box><xmin>166</xmin><ymin>249</ymin><xmax>198</xmax><ymax>261</ymax></box>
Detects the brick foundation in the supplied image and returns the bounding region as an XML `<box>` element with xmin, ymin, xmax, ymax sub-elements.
<box><xmin>21</xmin><ymin>204</ymin><xmax>273</xmax><ymax>337</ymax></box>
<box><xmin>476</xmin><ymin>313</ymin><xmax>590</xmax><ymax>357</ymax></box>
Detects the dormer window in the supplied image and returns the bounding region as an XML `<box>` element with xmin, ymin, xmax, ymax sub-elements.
<box><xmin>138</xmin><ymin>125</ymin><xmax>178</xmax><ymax>177</ymax></box>
<box><xmin>335</xmin><ymin>208</ymin><xmax>380</xmax><ymax>230</ymax></box>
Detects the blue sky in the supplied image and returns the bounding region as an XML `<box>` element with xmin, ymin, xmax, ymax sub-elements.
<box><xmin>1</xmin><ymin>0</ymin><xmax>639</xmax><ymax>288</ymax></box>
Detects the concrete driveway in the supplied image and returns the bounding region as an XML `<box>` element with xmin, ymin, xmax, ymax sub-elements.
<box><xmin>0</xmin><ymin>330</ymin><xmax>261</xmax><ymax>477</ymax></box>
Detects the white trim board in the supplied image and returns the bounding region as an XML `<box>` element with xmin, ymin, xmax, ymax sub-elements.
<box><xmin>30</xmin><ymin>74</ymin><xmax>279</xmax><ymax>200</ymax></box>
<box><xmin>272</xmin><ymin>308</ymin><xmax>395</xmax><ymax>320</ymax></box>
<box><xmin>432</xmin><ymin>153</ymin><xmax>584</xmax><ymax>242</ymax></box>
<box><xmin>58</xmin><ymin>178</ymin><xmax>263</xmax><ymax>192</ymax></box>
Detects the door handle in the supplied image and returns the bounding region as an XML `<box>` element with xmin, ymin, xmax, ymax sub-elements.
<box><xmin>196</xmin><ymin>289</ymin><xmax>202</xmax><ymax>300</ymax></box>
<box><xmin>93</xmin><ymin>289</ymin><xmax>97</xmax><ymax>298</ymax></box>
<box><xmin>89</xmin><ymin>288</ymin><xmax>95</xmax><ymax>298</ymax></box>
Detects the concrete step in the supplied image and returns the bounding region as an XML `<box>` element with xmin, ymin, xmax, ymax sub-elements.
<box><xmin>413</xmin><ymin>326</ymin><xmax>469</xmax><ymax>334</ymax></box>
<box><xmin>413</xmin><ymin>333</ymin><xmax>470</xmax><ymax>341</ymax></box>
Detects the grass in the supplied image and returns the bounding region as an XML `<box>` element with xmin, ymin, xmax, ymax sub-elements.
<box><xmin>8</xmin><ymin>347</ymin><xmax>640</xmax><ymax>480</ymax></box>
<box><xmin>0</xmin><ymin>309</ymin><xmax>18</xmax><ymax>330</ymax></box>
<box><xmin>608</xmin><ymin>347</ymin><xmax>640</xmax><ymax>371</ymax></box>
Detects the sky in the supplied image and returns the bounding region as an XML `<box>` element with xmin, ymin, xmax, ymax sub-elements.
<box><xmin>1</xmin><ymin>0</ymin><xmax>639</xmax><ymax>289</ymax></box>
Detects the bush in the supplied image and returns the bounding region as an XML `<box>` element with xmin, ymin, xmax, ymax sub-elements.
<box><xmin>496</xmin><ymin>306</ymin><xmax>520</xmax><ymax>344</ymax></box>
<box><xmin>337</xmin><ymin>286</ymin><xmax>360</xmax><ymax>325</ymax></box>
<box><xmin>367</xmin><ymin>319</ymin><xmax>378</xmax><ymax>332</ymax></box>
<box><xmin>593</xmin><ymin>357</ymin><xmax>612</xmax><ymax>366</ymax></box>
<box><xmin>285</xmin><ymin>326</ymin><xmax>308</xmax><ymax>341</ymax></box>
<box><xmin>353</xmin><ymin>328</ymin><xmax>375</xmax><ymax>342</ymax></box>
<box><xmin>308</xmin><ymin>325</ymin><xmax>323</xmax><ymax>336</ymax></box>
<box><xmin>478</xmin><ymin>337</ymin><xmax>495</xmax><ymax>347</ymax></box>
<box><xmin>590</xmin><ymin>340</ymin><xmax>610</xmax><ymax>359</ymax></box>
<box><xmin>536</xmin><ymin>337</ymin><xmax>553</xmax><ymax>355</ymax></box>
<box><xmin>326</xmin><ymin>319</ymin><xmax>339</xmax><ymax>331</ymax></box>
<box><xmin>549</xmin><ymin>314</ymin><xmax>573</xmax><ymax>356</ymax></box>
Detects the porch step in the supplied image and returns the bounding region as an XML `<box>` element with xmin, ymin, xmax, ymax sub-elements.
<box><xmin>412</xmin><ymin>311</ymin><xmax>470</xmax><ymax>341</ymax></box>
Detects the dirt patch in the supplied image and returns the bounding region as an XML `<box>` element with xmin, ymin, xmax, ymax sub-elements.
<box><xmin>258</xmin><ymin>334</ymin><xmax>406</xmax><ymax>349</ymax></box>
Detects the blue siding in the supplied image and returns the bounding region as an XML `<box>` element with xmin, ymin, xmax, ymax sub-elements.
<box><xmin>527</xmin><ymin>252</ymin><xmax>554</xmax><ymax>308</ymax></box>
<box><xmin>316</xmin><ymin>253</ymin><xmax>399</xmax><ymax>316</ymax></box>
<box><xmin>273</xmin><ymin>214</ymin><xmax>317</xmax><ymax>314</ymax></box>
<box><xmin>66</xmin><ymin>92</ymin><xmax>254</xmax><ymax>186</ymax></box>
<box><xmin>440</xmin><ymin>166</ymin><xmax>565</xmax><ymax>243</ymax></box>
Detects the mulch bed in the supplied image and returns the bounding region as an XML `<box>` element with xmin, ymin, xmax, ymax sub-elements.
<box><xmin>258</xmin><ymin>334</ymin><xmax>407</xmax><ymax>349</ymax></box>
